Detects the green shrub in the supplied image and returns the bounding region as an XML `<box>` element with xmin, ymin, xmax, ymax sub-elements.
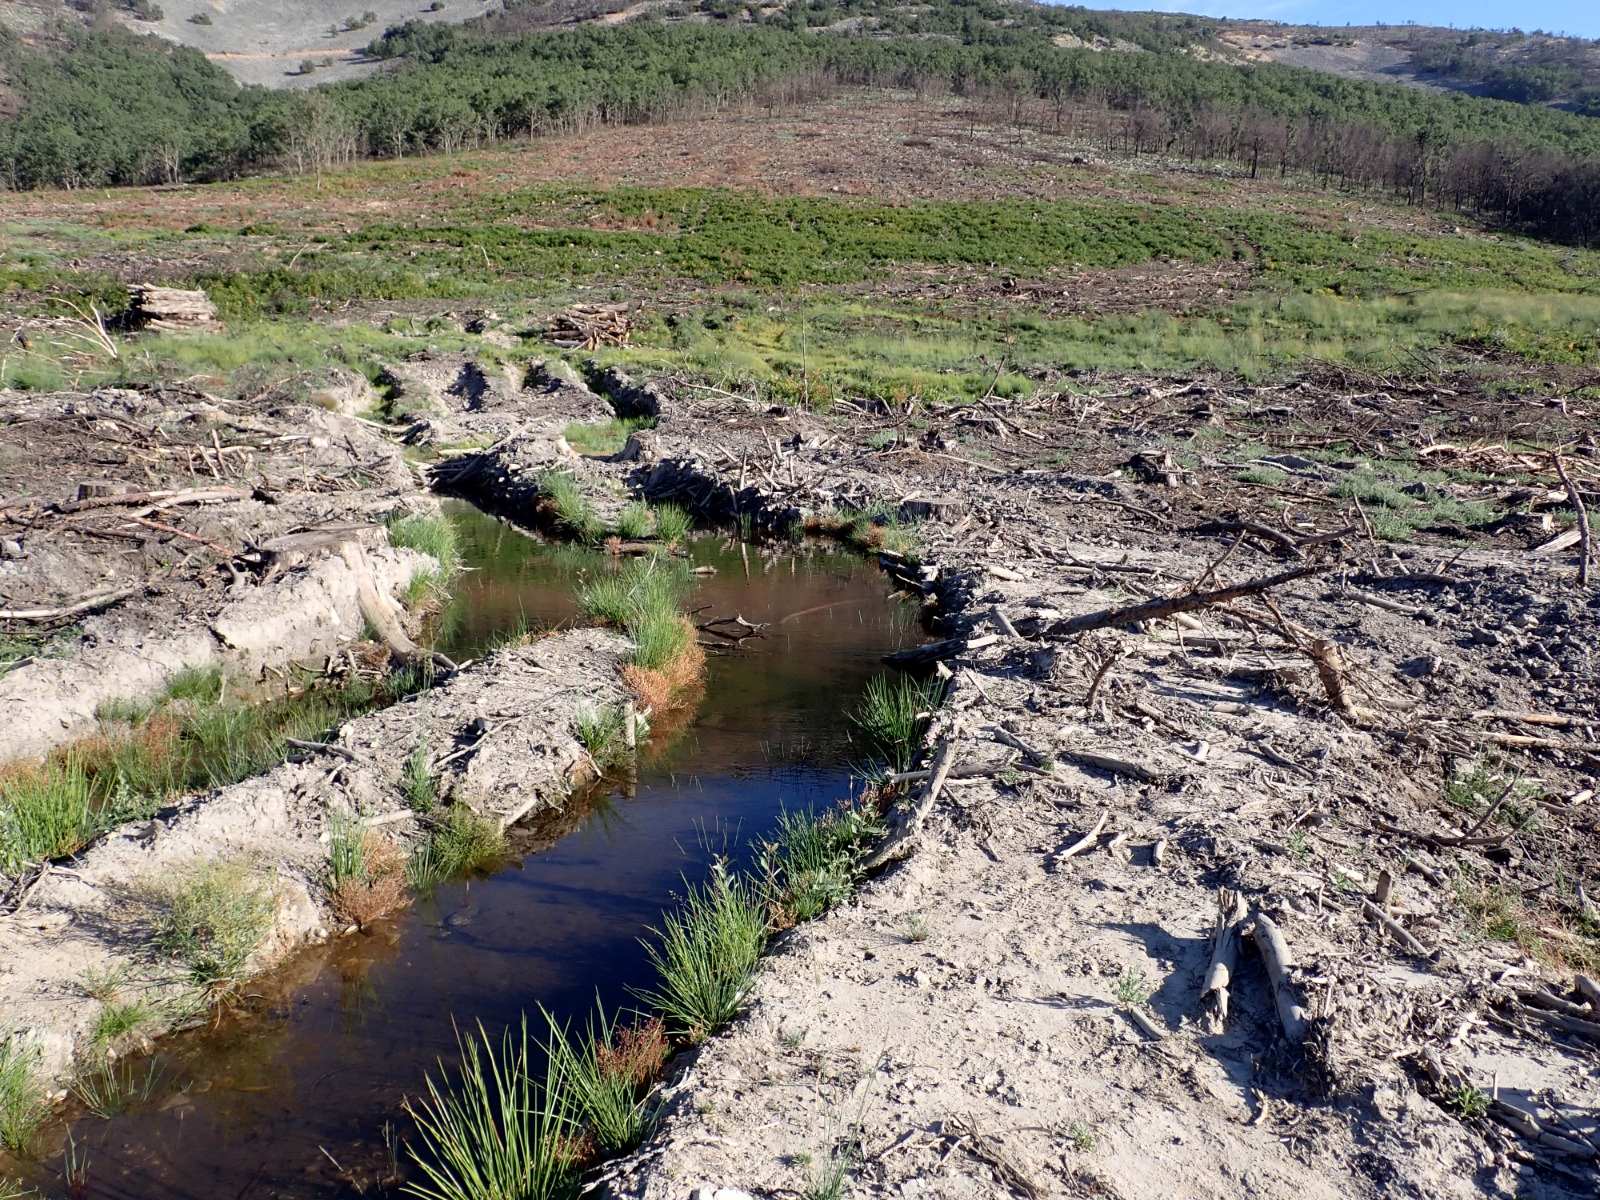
<box><xmin>636</xmin><ymin>864</ymin><xmax>767</xmax><ymax>1042</ymax></box>
<box><xmin>152</xmin><ymin>861</ymin><xmax>275</xmax><ymax>989</ymax></box>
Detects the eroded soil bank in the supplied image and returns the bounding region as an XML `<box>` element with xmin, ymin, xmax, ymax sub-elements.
<box><xmin>6</xmin><ymin>523</ymin><xmax>915</xmax><ymax>1199</ymax></box>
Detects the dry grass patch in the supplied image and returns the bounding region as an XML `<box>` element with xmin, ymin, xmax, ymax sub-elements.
<box><xmin>329</xmin><ymin>828</ymin><xmax>409</xmax><ymax>929</ymax></box>
<box><xmin>622</xmin><ymin>623</ymin><xmax>706</xmax><ymax>712</ymax></box>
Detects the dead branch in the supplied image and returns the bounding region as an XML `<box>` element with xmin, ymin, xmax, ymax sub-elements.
<box><xmin>1361</xmin><ymin>899</ymin><xmax>1430</xmax><ymax>957</ymax></box>
<box><xmin>1251</xmin><ymin>913</ymin><xmax>1309</xmax><ymax>1043</ymax></box>
<box><xmin>1552</xmin><ymin>452</ymin><xmax>1593</xmax><ymax>587</ymax></box>
<box><xmin>1046</xmin><ymin>565</ymin><xmax>1326</xmax><ymax>637</ymax></box>
<box><xmin>0</xmin><ymin>584</ymin><xmax>143</xmax><ymax>622</ymax></box>
<box><xmin>1200</xmin><ymin>888</ymin><xmax>1248</xmax><ymax>1030</ymax></box>
<box><xmin>864</xmin><ymin>737</ymin><xmax>959</xmax><ymax>871</ymax></box>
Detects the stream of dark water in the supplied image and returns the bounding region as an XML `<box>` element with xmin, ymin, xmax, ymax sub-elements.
<box><xmin>14</xmin><ymin>503</ymin><xmax>916</xmax><ymax>1199</ymax></box>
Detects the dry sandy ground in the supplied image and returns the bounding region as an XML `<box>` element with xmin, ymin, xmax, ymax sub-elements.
<box><xmin>588</xmin><ymin>376</ymin><xmax>1600</xmax><ymax>1200</ymax></box>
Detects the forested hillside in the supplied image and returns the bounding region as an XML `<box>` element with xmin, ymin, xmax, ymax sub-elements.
<box><xmin>2</xmin><ymin>1</ymin><xmax>1599</xmax><ymax>244</ymax></box>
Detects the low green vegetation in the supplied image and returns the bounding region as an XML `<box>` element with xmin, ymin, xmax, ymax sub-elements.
<box><xmin>808</xmin><ymin>505</ymin><xmax>920</xmax><ymax>559</ymax></box>
<box><xmin>403</xmin><ymin>741</ymin><xmax>438</xmax><ymax>813</ymax></box>
<box><xmin>614</xmin><ymin>501</ymin><xmax>654</xmax><ymax>541</ymax></box>
<box><xmin>387</xmin><ymin>511</ymin><xmax>463</xmax><ymax>607</ymax></box>
<box><xmin>70</xmin><ymin>1057</ymin><xmax>165</xmax><ymax>1119</ymax></box>
<box><xmin>544</xmin><ymin>1004</ymin><xmax>667</xmax><ymax>1156</ymax></box>
<box><xmin>152</xmin><ymin>860</ymin><xmax>276</xmax><ymax>990</ymax></box>
<box><xmin>759</xmin><ymin>804</ymin><xmax>884</xmax><ymax>925</ymax></box>
<box><xmin>575</xmin><ymin>556</ymin><xmax>698</xmax><ymax>676</ymax></box>
<box><xmin>405</xmin><ymin>1017</ymin><xmax>577</xmax><ymax>1200</ymax></box>
<box><xmin>637</xmin><ymin>864</ymin><xmax>768</xmax><ymax>1043</ymax></box>
<box><xmin>562</xmin><ymin>417</ymin><xmax>654</xmax><ymax>457</ymax></box>
<box><xmin>537</xmin><ymin>471</ymin><xmax>603</xmax><ymax>542</ymax></box>
<box><xmin>0</xmin><ymin>1039</ymin><xmax>45</xmax><ymax>1156</ymax></box>
<box><xmin>1113</xmin><ymin>968</ymin><xmax>1155</xmax><ymax>1008</ymax></box>
<box><xmin>91</xmin><ymin>999</ymin><xmax>153</xmax><ymax>1049</ymax></box>
<box><xmin>407</xmin><ymin>807</ymin><xmax>506</xmax><ymax>892</ymax></box>
<box><xmin>1449</xmin><ymin>1083</ymin><xmax>1491</xmax><ymax>1120</ymax></box>
<box><xmin>849</xmin><ymin>673</ymin><xmax>941</xmax><ymax>773</ymax></box>
<box><xmin>575</xmin><ymin>705</ymin><xmax>630</xmax><ymax>771</ymax></box>
<box><xmin>0</xmin><ymin>666</ymin><xmax>433</xmax><ymax>879</ymax></box>
<box><xmin>651</xmin><ymin>504</ymin><xmax>691</xmax><ymax>547</ymax></box>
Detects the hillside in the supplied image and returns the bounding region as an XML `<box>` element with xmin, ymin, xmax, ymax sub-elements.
<box><xmin>1223</xmin><ymin>22</ymin><xmax>1600</xmax><ymax>116</ymax></box>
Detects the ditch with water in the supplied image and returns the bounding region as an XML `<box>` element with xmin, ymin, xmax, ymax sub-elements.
<box><xmin>12</xmin><ymin>501</ymin><xmax>920</xmax><ymax>1199</ymax></box>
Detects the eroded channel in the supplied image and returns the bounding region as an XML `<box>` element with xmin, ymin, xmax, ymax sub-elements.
<box><xmin>10</xmin><ymin>502</ymin><xmax>919</xmax><ymax>1199</ymax></box>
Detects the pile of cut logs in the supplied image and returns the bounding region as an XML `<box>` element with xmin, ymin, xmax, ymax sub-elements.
<box><xmin>129</xmin><ymin>284</ymin><xmax>219</xmax><ymax>334</ymax></box>
<box><xmin>546</xmin><ymin>303</ymin><xmax>631</xmax><ymax>350</ymax></box>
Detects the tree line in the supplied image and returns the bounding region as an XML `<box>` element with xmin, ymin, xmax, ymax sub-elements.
<box><xmin>2</xmin><ymin>4</ymin><xmax>1599</xmax><ymax>245</ymax></box>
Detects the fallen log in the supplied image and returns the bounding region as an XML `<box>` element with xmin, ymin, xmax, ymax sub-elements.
<box><xmin>1046</xmin><ymin>565</ymin><xmax>1326</xmax><ymax>638</ymax></box>
<box><xmin>1251</xmin><ymin>913</ymin><xmax>1309</xmax><ymax>1043</ymax></box>
<box><xmin>883</xmin><ymin>633</ymin><xmax>1000</xmax><ymax>667</ymax></box>
<box><xmin>864</xmin><ymin>738</ymin><xmax>959</xmax><ymax>871</ymax></box>
<box><xmin>1200</xmin><ymin>888</ymin><xmax>1248</xmax><ymax>1030</ymax></box>
<box><xmin>1552</xmin><ymin>453</ymin><xmax>1592</xmax><ymax>587</ymax></box>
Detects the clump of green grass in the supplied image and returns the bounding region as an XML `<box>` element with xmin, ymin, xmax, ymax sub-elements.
<box><xmin>544</xmin><ymin>1003</ymin><xmax>667</xmax><ymax>1155</ymax></box>
<box><xmin>407</xmin><ymin>807</ymin><xmax>506</xmax><ymax>891</ymax></box>
<box><xmin>91</xmin><ymin>999</ymin><xmax>153</xmax><ymax>1049</ymax></box>
<box><xmin>1235</xmin><ymin>465</ymin><xmax>1287</xmax><ymax>487</ymax></box>
<box><xmin>0</xmin><ymin>759</ymin><xmax>97</xmax><ymax>876</ymax></box>
<box><xmin>1113</xmin><ymin>968</ymin><xmax>1155</xmax><ymax>1008</ymax></box>
<box><xmin>809</xmin><ymin>504</ymin><xmax>920</xmax><ymax>558</ymax></box>
<box><xmin>576</xmin><ymin>558</ymin><xmax>687</xmax><ymax>628</ymax></box>
<box><xmin>759</xmin><ymin>804</ymin><xmax>884</xmax><ymax>925</ymax></box>
<box><xmin>614</xmin><ymin>501</ymin><xmax>654</xmax><ymax>540</ymax></box>
<box><xmin>575</xmin><ymin>705</ymin><xmax>630</xmax><ymax>770</ymax></box>
<box><xmin>152</xmin><ymin>861</ymin><xmax>275</xmax><ymax>990</ymax></box>
<box><xmin>163</xmin><ymin>665</ymin><xmax>225</xmax><ymax>707</ymax></box>
<box><xmin>562</xmin><ymin>416</ymin><xmax>654</xmax><ymax>457</ymax></box>
<box><xmin>70</xmin><ymin>1057</ymin><xmax>165</xmax><ymax>1119</ymax></box>
<box><xmin>1449</xmin><ymin>1083</ymin><xmax>1490</xmax><ymax>1120</ymax></box>
<box><xmin>636</xmin><ymin>863</ymin><xmax>768</xmax><ymax>1043</ymax></box>
<box><xmin>651</xmin><ymin>503</ymin><xmax>691</xmax><ymax>546</ymax></box>
<box><xmin>0</xmin><ymin>1038</ymin><xmax>45</xmax><ymax>1155</ymax></box>
<box><xmin>849</xmin><ymin>674</ymin><xmax>941</xmax><ymax>773</ymax></box>
<box><xmin>538</xmin><ymin>471</ymin><xmax>603</xmax><ymax>542</ymax></box>
<box><xmin>628</xmin><ymin>606</ymin><xmax>693</xmax><ymax>672</ymax></box>
<box><xmin>388</xmin><ymin>512</ymin><xmax>462</xmax><ymax>606</ymax></box>
<box><xmin>1065</xmin><ymin>1120</ymin><xmax>1096</xmax><ymax>1152</ymax></box>
<box><xmin>404</xmin><ymin>741</ymin><xmax>437</xmax><ymax>813</ymax></box>
<box><xmin>405</xmin><ymin>1017</ymin><xmax>578</xmax><ymax>1200</ymax></box>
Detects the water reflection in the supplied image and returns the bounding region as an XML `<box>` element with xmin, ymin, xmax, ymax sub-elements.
<box><xmin>14</xmin><ymin>506</ymin><xmax>917</xmax><ymax>1198</ymax></box>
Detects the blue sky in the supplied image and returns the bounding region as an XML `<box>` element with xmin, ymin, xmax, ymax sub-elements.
<box><xmin>1073</xmin><ymin>2</ymin><xmax>1600</xmax><ymax>39</ymax></box>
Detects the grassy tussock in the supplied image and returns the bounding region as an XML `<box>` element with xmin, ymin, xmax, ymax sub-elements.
<box><xmin>614</xmin><ymin>501</ymin><xmax>654</xmax><ymax>541</ymax></box>
<box><xmin>404</xmin><ymin>1018</ymin><xmax>578</xmax><ymax>1200</ymax></box>
<box><xmin>0</xmin><ymin>1039</ymin><xmax>45</xmax><ymax>1156</ymax></box>
<box><xmin>651</xmin><ymin>504</ymin><xmax>691</xmax><ymax>546</ymax></box>
<box><xmin>328</xmin><ymin>814</ymin><xmax>410</xmax><ymax>929</ymax></box>
<box><xmin>577</xmin><ymin>558</ymin><xmax>705</xmax><ymax>707</ymax></box>
<box><xmin>636</xmin><ymin>864</ymin><xmax>768</xmax><ymax>1044</ymax></box>
<box><xmin>407</xmin><ymin>808</ymin><xmax>507</xmax><ymax>892</ymax></box>
<box><xmin>387</xmin><ymin>511</ymin><xmax>463</xmax><ymax>607</ymax></box>
<box><xmin>574</xmin><ymin>705</ymin><xmax>630</xmax><ymax>771</ymax></box>
<box><xmin>152</xmin><ymin>861</ymin><xmax>276</xmax><ymax>991</ymax></box>
<box><xmin>537</xmin><ymin>471</ymin><xmax>603</xmax><ymax>543</ymax></box>
<box><xmin>759</xmin><ymin>804</ymin><xmax>884</xmax><ymax>928</ymax></box>
<box><xmin>404</xmin><ymin>740</ymin><xmax>438</xmax><ymax>813</ymax></box>
<box><xmin>0</xmin><ymin>759</ymin><xmax>97</xmax><ymax>876</ymax></box>
<box><xmin>544</xmin><ymin>1005</ymin><xmax>668</xmax><ymax>1156</ymax></box>
<box><xmin>850</xmin><ymin>673</ymin><xmax>942</xmax><ymax>773</ymax></box>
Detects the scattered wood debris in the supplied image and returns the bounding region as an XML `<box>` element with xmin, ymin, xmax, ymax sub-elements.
<box><xmin>546</xmin><ymin>303</ymin><xmax>632</xmax><ymax>350</ymax></box>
